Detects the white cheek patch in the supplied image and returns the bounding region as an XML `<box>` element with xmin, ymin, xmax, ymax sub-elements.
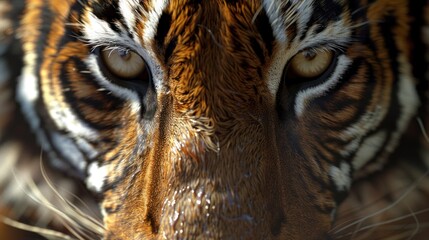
<box><xmin>294</xmin><ymin>55</ymin><xmax>352</xmax><ymax>116</ymax></box>
<box><xmin>329</xmin><ymin>162</ymin><xmax>351</xmax><ymax>192</ymax></box>
<box><xmin>86</xmin><ymin>162</ymin><xmax>109</xmax><ymax>193</ymax></box>
<box><xmin>352</xmin><ymin>131</ymin><xmax>387</xmax><ymax>170</ymax></box>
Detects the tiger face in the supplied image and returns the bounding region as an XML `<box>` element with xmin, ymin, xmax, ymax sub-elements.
<box><xmin>14</xmin><ymin>0</ymin><xmax>423</xmax><ymax>239</ymax></box>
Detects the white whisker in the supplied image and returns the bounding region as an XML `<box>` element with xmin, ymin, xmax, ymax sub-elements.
<box><xmin>5</xmin><ymin>152</ymin><xmax>104</xmax><ymax>240</ymax></box>
<box><xmin>417</xmin><ymin>117</ymin><xmax>429</xmax><ymax>145</ymax></box>
<box><xmin>332</xmin><ymin>170</ymin><xmax>429</xmax><ymax>234</ymax></box>
<box><xmin>40</xmin><ymin>161</ymin><xmax>104</xmax><ymax>234</ymax></box>
<box><xmin>335</xmin><ymin>207</ymin><xmax>429</xmax><ymax>239</ymax></box>
<box><xmin>1</xmin><ymin>216</ymin><xmax>74</xmax><ymax>240</ymax></box>
<box><xmin>405</xmin><ymin>205</ymin><xmax>419</xmax><ymax>240</ymax></box>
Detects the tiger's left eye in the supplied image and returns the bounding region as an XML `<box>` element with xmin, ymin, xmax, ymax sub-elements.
<box><xmin>101</xmin><ymin>48</ymin><xmax>147</xmax><ymax>79</ymax></box>
<box><xmin>284</xmin><ymin>49</ymin><xmax>335</xmax><ymax>85</ymax></box>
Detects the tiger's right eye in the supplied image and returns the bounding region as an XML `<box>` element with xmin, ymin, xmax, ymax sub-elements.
<box><xmin>100</xmin><ymin>47</ymin><xmax>147</xmax><ymax>79</ymax></box>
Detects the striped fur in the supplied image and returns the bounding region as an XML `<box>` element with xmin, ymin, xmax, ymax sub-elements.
<box><xmin>1</xmin><ymin>0</ymin><xmax>429</xmax><ymax>239</ymax></box>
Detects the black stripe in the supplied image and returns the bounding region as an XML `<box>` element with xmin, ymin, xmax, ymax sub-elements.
<box><xmin>317</xmin><ymin>58</ymin><xmax>375</xmax><ymax>130</ymax></box>
<box><xmin>164</xmin><ymin>36</ymin><xmax>178</xmax><ymax>63</ymax></box>
<box><xmin>409</xmin><ymin>0</ymin><xmax>428</xmax><ymax>106</ymax></box>
<box><xmin>253</xmin><ymin>8</ymin><xmax>274</xmax><ymax>56</ymax></box>
<box><xmin>250</xmin><ymin>38</ymin><xmax>266</xmax><ymax>65</ymax></box>
<box><xmin>155</xmin><ymin>10</ymin><xmax>173</xmax><ymax>59</ymax></box>
<box><xmin>58</xmin><ymin>1</ymin><xmax>87</xmax><ymax>47</ymax></box>
<box><xmin>302</xmin><ymin>0</ymin><xmax>343</xmax><ymax>40</ymax></box>
<box><xmin>359</xmin><ymin>13</ymin><xmax>405</xmax><ymax>170</ymax></box>
<box><xmin>59</xmin><ymin>57</ymin><xmax>123</xmax><ymax>130</ymax></box>
<box><xmin>91</xmin><ymin>0</ymin><xmax>128</xmax><ymax>33</ymax></box>
<box><xmin>286</xmin><ymin>22</ymin><xmax>298</xmax><ymax>42</ymax></box>
<box><xmin>348</xmin><ymin>1</ymin><xmax>369</xmax><ymax>22</ymax></box>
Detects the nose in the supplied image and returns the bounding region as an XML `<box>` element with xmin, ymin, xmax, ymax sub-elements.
<box><xmin>149</xmin><ymin>108</ymin><xmax>286</xmax><ymax>239</ymax></box>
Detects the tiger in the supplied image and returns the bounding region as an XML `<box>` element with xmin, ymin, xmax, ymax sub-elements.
<box><xmin>0</xmin><ymin>0</ymin><xmax>428</xmax><ymax>239</ymax></box>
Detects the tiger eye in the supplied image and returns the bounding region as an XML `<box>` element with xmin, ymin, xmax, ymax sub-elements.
<box><xmin>288</xmin><ymin>50</ymin><xmax>334</xmax><ymax>79</ymax></box>
<box><xmin>101</xmin><ymin>48</ymin><xmax>146</xmax><ymax>79</ymax></box>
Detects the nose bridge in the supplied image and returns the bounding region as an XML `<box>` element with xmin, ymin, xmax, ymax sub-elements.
<box><xmin>167</xmin><ymin>27</ymin><xmax>272</xmax><ymax>166</ymax></box>
<box><xmin>167</xmin><ymin>2</ymin><xmax>268</xmax><ymax>120</ymax></box>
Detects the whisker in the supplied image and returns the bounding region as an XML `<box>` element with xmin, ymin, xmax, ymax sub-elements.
<box><xmin>17</xmin><ymin>172</ymin><xmax>86</xmax><ymax>240</ymax></box>
<box><xmin>196</xmin><ymin>24</ymin><xmax>224</xmax><ymax>49</ymax></box>
<box><xmin>405</xmin><ymin>205</ymin><xmax>419</xmax><ymax>240</ymax></box>
<box><xmin>251</xmin><ymin>5</ymin><xmax>264</xmax><ymax>24</ymax></box>
<box><xmin>417</xmin><ymin>117</ymin><xmax>429</xmax><ymax>144</ymax></box>
<box><xmin>335</xmin><ymin>207</ymin><xmax>429</xmax><ymax>239</ymax></box>
<box><xmin>332</xmin><ymin>179</ymin><xmax>421</xmax><ymax>233</ymax></box>
<box><xmin>332</xmin><ymin>169</ymin><xmax>429</xmax><ymax>234</ymax></box>
<box><xmin>39</xmin><ymin>161</ymin><xmax>104</xmax><ymax>234</ymax></box>
<box><xmin>7</xmin><ymin>151</ymin><xmax>103</xmax><ymax>240</ymax></box>
<box><xmin>0</xmin><ymin>216</ymin><xmax>74</xmax><ymax>240</ymax></box>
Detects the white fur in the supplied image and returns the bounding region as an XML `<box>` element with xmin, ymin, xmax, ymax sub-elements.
<box><xmin>138</xmin><ymin>0</ymin><xmax>167</xmax><ymax>92</ymax></box>
<box><xmin>262</xmin><ymin>0</ymin><xmax>288</xmax><ymax>42</ymax></box>
<box><xmin>294</xmin><ymin>55</ymin><xmax>352</xmax><ymax>116</ymax></box>
<box><xmin>142</xmin><ymin>0</ymin><xmax>168</xmax><ymax>46</ymax></box>
<box><xmin>380</xmin><ymin>54</ymin><xmax>419</xmax><ymax>153</ymax></box>
<box><xmin>341</xmin><ymin>106</ymin><xmax>384</xmax><ymax>139</ymax></box>
<box><xmin>17</xmin><ymin>48</ymin><xmax>55</xmax><ymax>154</ymax></box>
<box><xmin>293</xmin><ymin>0</ymin><xmax>313</xmax><ymax>41</ymax></box>
<box><xmin>86</xmin><ymin>162</ymin><xmax>109</xmax><ymax>193</ymax></box>
<box><xmin>46</xmin><ymin>97</ymin><xmax>99</xmax><ymax>139</ymax></box>
<box><xmin>18</xmin><ymin>52</ymin><xmax>39</xmax><ymax>114</ymax></box>
<box><xmin>85</xmin><ymin>56</ymin><xmax>141</xmax><ymax>114</ymax></box>
<box><xmin>50</xmin><ymin>132</ymin><xmax>87</xmax><ymax>172</ymax></box>
<box><xmin>329</xmin><ymin>162</ymin><xmax>351</xmax><ymax>191</ymax></box>
<box><xmin>340</xmin><ymin>138</ymin><xmax>360</xmax><ymax>157</ymax></box>
<box><xmin>119</xmin><ymin>0</ymin><xmax>140</xmax><ymax>33</ymax></box>
<box><xmin>75</xmin><ymin>137</ymin><xmax>99</xmax><ymax>159</ymax></box>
